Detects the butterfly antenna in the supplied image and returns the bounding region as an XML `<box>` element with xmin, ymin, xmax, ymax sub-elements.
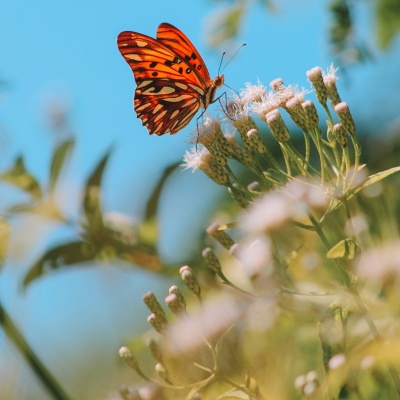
<box><xmin>221</xmin><ymin>43</ymin><xmax>246</xmax><ymax>73</ymax></box>
<box><xmin>218</xmin><ymin>52</ymin><xmax>226</xmax><ymax>76</ymax></box>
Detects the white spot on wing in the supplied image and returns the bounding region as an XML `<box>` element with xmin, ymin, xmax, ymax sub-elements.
<box><xmin>175</xmin><ymin>82</ymin><xmax>188</xmax><ymax>90</ymax></box>
<box><xmin>154</xmin><ymin>121</ymin><xmax>164</xmax><ymax>133</ymax></box>
<box><xmin>159</xmin><ymin>87</ymin><xmax>175</xmax><ymax>95</ymax></box>
<box><xmin>170</xmin><ymin>110</ymin><xmax>179</xmax><ymax>119</ymax></box>
<box><xmin>137</xmin><ymin>80</ymin><xmax>153</xmax><ymax>89</ymax></box>
<box><xmin>182</xmin><ymin>98</ymin><xmax>198</xmax><ymax>107</ymax></box>
<box><xmin>152</xmin><ymin>104</ymin><xmax>163</xmax><ymax>114</ymax></box>
<box><xmin>154</xmin><ymin>110</ymin><xmax>167</xmax><ymax>122</ymax></box>
<box><xmin>188</xmin><ymin>84</ymin><xmax>205</xmax><ymax>95</ymax></box>
<box><xmin>125</xmin><ymin>54</ymin><xmax>142</xmax><ymax>61</ymax></box>
<box><xmin>135</xmin><ymin>103</ymin><xmax>151</xmax><ymax>111</ymax></box>
<box><xmin>163</xmin><ymin>95</ymin><xmax>192</xmax><ymax>103</ymax></box>
<box><xmin>135</xmin><ymin>40</ymin><xmax>148</xmax><ymax>47</ymax></box>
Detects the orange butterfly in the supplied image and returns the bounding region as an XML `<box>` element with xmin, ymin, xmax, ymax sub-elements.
<box><xmin>117</xmin><ymin>23</ymin><xmax>224</xmax><ymax>135</ymax></box>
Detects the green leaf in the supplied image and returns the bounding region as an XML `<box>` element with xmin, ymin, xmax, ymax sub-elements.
<box><xmin>1</xmin><ymin>155</ymin><xmax>42</xmax><ymax>198</ymax></box>
<box><xmin>208</xmin><ymin>4</ymin><xmax>245</xmax><ymax>47</ymax></box>
<box><xmin>22</xmin><ymin>241</ymin><xmax>95</xmax><ymax>288</ymax></box>
<box><xmin>83</xmin><ymin>148</ymin><xmax>113</xmax><ymax>238</ymax></box>
<box><xmin>0</xmin><ymin>218</ymin><xmax>10</xmax><ymax>268</ymax></box>
<box><xmin>49</xmin><ymin>138</ymin><xmax>75</xmax><ymax>191</ymax></box>
<box><xmin>140</xmin><ymin>161</ymin><xmax>180</xmax><ymax>245</ymax></box>
<box><xmin>358</xmin><ymin>166</ymin><xmax>400</xmax><ymax>189</ymax></box>
<box><xmin>330</xmin><ymin>166</ymin><xmax>400</xmax><ymax>212</ymax></box>
<box><xmin>376</xmin><ymin>0</ymin><xmax>400</xmax><ymax>48</ymax></box>
<box><xmin>218</xmin><ymin>222</ymin><xmax>239</xmax><ymax>230</ymax></box>
<box><xmin>144</xmin><ymin>161</ymin><xmax>180</xmax><ymax>221</ymax></box>
<box><xmin>327</xmin><ymin>238</ymin><xmax>360</xmax><ymax>260</ymax></box>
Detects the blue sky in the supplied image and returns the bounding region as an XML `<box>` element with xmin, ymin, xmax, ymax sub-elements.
<box><xmin>0</xmin><ymin>0</ymin><xmax>400</xmax><ymax>398</ymax></box>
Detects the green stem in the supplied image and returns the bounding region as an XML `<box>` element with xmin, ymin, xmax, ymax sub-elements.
<box><xmin>302</xmin><ymin>129</ymin><xmax>311</xmax><ymax>171</ymax></box>
<box><xmin>0</xmin><ymin>302</ymin><xmax>71</xmax><ymax>400</ymax></box>
<box><xmin>308</xmin><ymin>214</ymin><xmax>400</xmax><ymax>395</ymax></box>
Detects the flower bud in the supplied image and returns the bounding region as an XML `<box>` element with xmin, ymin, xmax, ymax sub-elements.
<box><xmin>266</xmin><ymin>109</ymin><xmax>291</xmax><ymax>142</ymax></box>
<box><xmin>302</xmin><ymin>100</ymin><xmax>319</xmax><ymax>129</ymax></box>
<box><xmin>119</xmin><ymin>346</ymin><xmax>140</xmax><ymax>371</ymax></box>
<box><xmin>147</xmin><ymin>313</ymin><xmax>167</xmax><ymax>334</ymax></box>
<box><xmin>179</xmin><ymin>265</ymin><xmax>201</xmax><ymax>298</ymax></box>
<box><xmin>324</xmin><ymin>75</ymin><xmax>341</xmax><ymax>106</ymax></box>
<box><xmin>168</xmin><ymin>285</ymin><xmax>186</xmax><ymax>308</ymax></box>
<box><xmin>155</xmin><ymin>363</ymin><xmax>171</xmax><ymax>384</ymax></box>
<box><xmin>333</xmin><ymin>123</ymin><xmax>347</xmax><ymax>147</ymax></box>
<box><xmin>147</xmin><ymin>337</ymin><xmax>163</xmax><ymax>364</ymax></box>
<box><xmin>202</xmin><ymin>247</ymin><xmax>222</xmax><ymax>273</ymax></box>
<box><xmin>207</xmin><ymin>222</ymin><xmax>235</xmax><ymax>250</ymax></box>
<box><xmin>165</xmin><ymin>293</ymin><xmax>186</xmax><ymax>315</ymax></box>
<box><xmin>142</xmin><ymin>292</ymin><xmax>166</xmax><ymax>320</ymax></box>
<box><xmin>286</xmin><ymin>97</ymin><xmax>308</xmax><ymax>129</ymax></box>
<box><xmin>229</xmin><ymin>184</ymin><xmax>250</xmax><ymax>208</ymax></box>
<box><xmin>306</xmin><ymin>67</ymin><xmax>328</xmax><ymax>105</ymax></box>
<box><xmin>247</xmin><ymin>128</ymin><xmax>267</xmax><ymax>153</ymax></box>
<box><xmin>334</xmin><ymin>102</ymin><xmax>355</xmax><ymax>136</ymax></box>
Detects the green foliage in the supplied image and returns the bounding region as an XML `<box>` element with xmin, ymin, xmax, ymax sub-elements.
<box><xmin>376</xmin><ymin>0</ymin><xmax>400</xmax><ymax>48</ymax></box>
<box><xmin>207</xmin><ymin>0</ymin><xmax>399</xmax><ymax>68</ymax></box>
<box><xmin>20</xmin><ymin>146</ymin><xmax>184</xmax><ymax>288</ymax></box>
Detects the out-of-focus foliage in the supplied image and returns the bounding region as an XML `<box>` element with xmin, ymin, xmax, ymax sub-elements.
<box><xmin>376</xmin><ymin>0</ymin><xmax>400</xmax><ymax>48</ymax></box>
<box><xmin>207</xmin><ymin>0</ymin><xmax>400</xmax><ymax>66</ymax></box>
<box><xmin>10</xmin><ymin>141</ymin><xmax>183</xmax><ymax>288</ymax></box>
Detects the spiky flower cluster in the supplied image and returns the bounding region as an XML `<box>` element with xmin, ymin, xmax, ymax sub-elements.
<box><xmin>115</xmin><ymin>66</ymin><xmax>400</xmax><ymax>400</ymax></box>
<box><xmin>182</xmin><ymin>64</ymin><xmax>360</xmax><ymax>207</ymax></box>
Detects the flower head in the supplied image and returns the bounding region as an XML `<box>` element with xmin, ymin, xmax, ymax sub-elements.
<box><xmin>182</xmin><ymin>146</ymin><xmax>230</xmax><ymax>185</ymax></box>
<box><xmin>225</xmin><ymin>95</ymin><xmax>250</xmax><ymax>121</ymax></box>
<box><xmin>322</xmin><ymin>63</ymin><xmax>339</xmax><ymax>83</ymax></box>
<box><xmin>248</xmin><ymin>91</ymin><xmax>278</xmax><ymax>121</ymax></box>
<box><xmin>240</xmin><ymin>80</ymin><xmax>267</xmax><ymax>104</ymax></box>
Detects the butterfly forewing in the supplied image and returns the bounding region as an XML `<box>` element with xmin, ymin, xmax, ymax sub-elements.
<box><xmin>156</xmin><ymin>23</ymin><xmax>211</xmax><ymax>83</ymax></box>
<box><xmin>117</xmin><ymin>24</ymin><xmax>223</xmax><ymax>135</ymax></box>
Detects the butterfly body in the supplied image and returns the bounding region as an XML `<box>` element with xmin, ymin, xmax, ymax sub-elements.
<box><xmin>117</xmin><ymin>23</ymin><xmax>224</xmax><ymax>135</ymax></box>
